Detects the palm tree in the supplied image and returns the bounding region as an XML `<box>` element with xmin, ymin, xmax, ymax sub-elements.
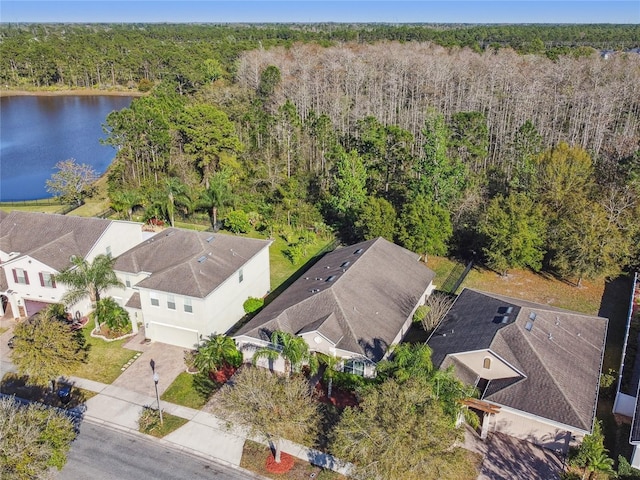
<box><xmin>583</xmin><ymin>451</ymin><xmax>615</xmax><ymax>480</ymax></box>
<box><xmin>197</xmin><ymin>169</ymin><xmax>234</xmax><ymax>229</ymax></box>
<box><xmin>318</xmin><ymin>353</ymin><xmax>342</xmax><ymax>398</ymax></box>
<box><xmin>253</xmin><ymin>331</ymin><xmax>317</xmax><ymax>377</ymax></box>
<box><xmin>56</xmin><ymin>254</ymin><xmax>124</xmax><ymax>333</ymax></box>
<box><xmin>194</xmin><ymin>334</ymin><xmax>242</xmax><ymax>374</ymax></box>
<box><xmin>376</xmin><ymin>343</ymin><xmax>434</xmax><ymax>383</ymax></box>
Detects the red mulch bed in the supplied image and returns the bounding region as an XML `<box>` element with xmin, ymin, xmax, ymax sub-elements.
<box><xmin>265</xmin><ymin>452</ymin><xmax>295</xmax><ymax>473</ymax></box>
<box><xmin>210</xmin><ymin>363</ymin><xmax>237</xmax><ymax>384</ymax></box>
<box><xmin>314</xmin><ymin>382</ymin><xmax>359</xmax><ymax>408</ymax></box>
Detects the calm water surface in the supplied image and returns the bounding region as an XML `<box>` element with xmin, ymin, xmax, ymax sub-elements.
<box><xmin>0</xmin><ymin>95</ymin><xmax>133</xmax><ymax>201</ymax></box>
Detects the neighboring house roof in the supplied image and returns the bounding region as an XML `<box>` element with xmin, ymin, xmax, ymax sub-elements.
<box><xmin>125</xmin><ymin>291</ymin><xmax>142</xmax><ymax>309</ymax></box>
<box><xmin>114</xmin><ymin>228</ymin><xmax>270</xmax><ymax>298</ymax></box>
<box><xmin>0</xmin><ymin>211</ymin><xmax>111</xmax><ymax>271</ymax></box>
<box><xmin>428</xmin><ymin>288</ymin><xmax>608</xmax><ymax>432</ymax></box>
<box><xmin>235</xmin><ymin>237</ymin><xmax>435</xmax><ymax>362</ymax></box>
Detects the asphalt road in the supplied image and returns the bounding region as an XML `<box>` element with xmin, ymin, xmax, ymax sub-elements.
<box><xmin>60</xmin><ymin>422</ymin><xmax>259</xmax><ymax>480</ymax></box>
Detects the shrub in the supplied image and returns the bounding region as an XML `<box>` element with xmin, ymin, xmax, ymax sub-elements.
<box><xmin>138</xmin><ymin>78</ymin><xmax>153</xmax><ymax>92</ymax></box>
<box><xmin>224</xmin><ymin>210</ymin><xmax>251</xmax><ymax>234</ymax></box>
<box><xmin>413</xmin><ymin>305</ymin><xmax>429</xmax><ymax>324</ymax></box>
<box><xmin>243</xmin><ymin>297</ymin><xmax>264</xmax><ymax>314</ymax></box>
<box><xmin>138</xmin><ymin>405</ymin><xmax>163</xmax><ymax>434</ymax></box>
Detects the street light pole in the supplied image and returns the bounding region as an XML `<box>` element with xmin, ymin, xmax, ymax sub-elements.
<box><xmin>153</xmin><ymin>372</ymin><xmax>163</xmax><ymax>425</ymax></box>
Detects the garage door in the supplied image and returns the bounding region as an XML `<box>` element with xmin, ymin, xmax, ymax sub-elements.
<box><xmin>149</xmin><ymin>322</ymin><xmax>200</xmax><ymax>350</ymax></box>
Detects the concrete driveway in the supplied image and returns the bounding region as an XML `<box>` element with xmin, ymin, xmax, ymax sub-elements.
<box><xmin>112</xmin><ymin>335</ymin><xmax>187</xmax><ymax>397</ymax></box>
<box><xmin>476</xmin><ymin>432</ymin><xmax>563</xmax><ymax>480</ymax></box>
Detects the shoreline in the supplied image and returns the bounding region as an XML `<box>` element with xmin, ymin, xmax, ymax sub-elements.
<box><xmin>0</xmin><ymin>88</ymin><xmax>145</xmax><ymax>98</ymax></box>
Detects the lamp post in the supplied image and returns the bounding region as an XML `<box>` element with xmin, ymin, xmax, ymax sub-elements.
<box><xmin>150</xmin><ymin>359</ymin><xmax>163</xmax><ymax>425</ymax></box>
<box><xmin>153</xmin><ymin>372</ymin><xmax>163</xmax><ymax>425</ymax></box>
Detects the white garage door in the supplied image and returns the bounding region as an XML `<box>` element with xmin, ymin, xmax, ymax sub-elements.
<box><xmin>149</xmin><ymin>322</ymin><xmax>200</xmax><ymax>350</ymax></box>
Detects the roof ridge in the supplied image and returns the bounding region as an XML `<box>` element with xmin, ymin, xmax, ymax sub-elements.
<box><xmin>329</xmin><ymin>288</ymin><xmax>364</xmax><ymax>356</ymax></box>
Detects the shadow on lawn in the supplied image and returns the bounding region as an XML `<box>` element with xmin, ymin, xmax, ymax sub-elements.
<box><xmin>0</xmin><ymin>373</ymin><xmax>89</xmax><ymax>410</ymax></box>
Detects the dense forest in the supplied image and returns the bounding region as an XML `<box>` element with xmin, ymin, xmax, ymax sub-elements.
<box><xmin>2</xmin><ymin>23</ymin><xmax>639</xmax><ymax>284</ymax></box>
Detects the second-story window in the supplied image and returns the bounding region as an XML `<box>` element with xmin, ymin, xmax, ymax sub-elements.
<box><xmin>39</xmin><ymin>272</ymin><xmax>56</xmax><ymax>288</ymax></box>
<box><xmin>184</xmin><ymin>297</ymin><xmax>193</xmax><ymax>313</ymax></box>
<box><xmin>150</xmin><ymin>292</ymin><xmax>160</xmax><ymax>307</ymax></box>
<box><xmin>239</xmin><ymin>268</ymin><xmax>244</xmax><ymax>283</ymax></box>
<box><xmin>13</xmin><ymin>268</ymin><xmax>29</xmax><ymax>285</ymax></box>
<box><xmin>167</xmin><ymin>294</ymin><xmax>176</xmax><ymax>310</ymax></box>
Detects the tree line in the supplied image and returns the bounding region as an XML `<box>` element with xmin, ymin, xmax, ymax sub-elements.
<box><xmin>99</xmin><ymin>39</ymin><xmax>639</xmax><ymax>285</ymax></box>
<box><xmin>1</xmin><ymin>23</ymin><xmax>638</xmax><ymax>89</ymax></box>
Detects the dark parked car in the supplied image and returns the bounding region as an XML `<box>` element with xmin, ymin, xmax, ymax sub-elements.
<box><xmin>57</xmin><ymin>383</ymin><xmax>72</xmax><ymax>404</ymax></box>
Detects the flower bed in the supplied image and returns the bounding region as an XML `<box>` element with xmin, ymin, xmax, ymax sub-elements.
<box><xmin>265</xmin><ymin>451</ymin><xmax>295</xmax><ymax>474</ymax></box>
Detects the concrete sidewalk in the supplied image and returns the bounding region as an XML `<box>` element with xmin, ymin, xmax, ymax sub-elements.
<box><xmin>70</xmin><ymin>373</ymin><xmax>351</xmax><ymax>476</ymax></box>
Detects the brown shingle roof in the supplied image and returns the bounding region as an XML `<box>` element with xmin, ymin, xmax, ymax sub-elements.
<box><xmin>235</xmin><ymin>237</ymin><xmax>435</xmax><ymax>362</ymax></box>
<box><xmin>428</xmin><ymin>288</ymin><xmax>607</xmax><ymax>432</ymax></box>
<box><xmin>0</xmin><ymin>211</ymin><xmax>112</xmax><ymax>271</ymax></box>
<box><xmin>114</xmin><ymin>229</ymin><xmax>270</xmax><ymax>298</ymax></box>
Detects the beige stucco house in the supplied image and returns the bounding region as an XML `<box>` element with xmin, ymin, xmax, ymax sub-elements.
<box><xmin>427</xmin><ymin>288</ymin><xmax>608</xmax><ymax>453</ymax></box>
<box><xmin>234</xmin><ymin>237</ymin><xmax>436</xmax><ymax>377</ymax></box>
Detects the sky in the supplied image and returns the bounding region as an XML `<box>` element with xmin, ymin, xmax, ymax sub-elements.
<box><xmin>1</xmin><ymin>1</ymin><xmax>639</xmax><ymax>24</ymax></box>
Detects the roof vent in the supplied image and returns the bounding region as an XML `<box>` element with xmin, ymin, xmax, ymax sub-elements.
<box><xmin>529</xmin><ymin>312</ymin><xmax>537</xmax><ymax>321</ymax></box>
<box><xmin>197</xmin><ymin>255</ymin><xmax>207</xmax><ymax>263</ymax></box>
<box><xmin>340</xmin><ymin>261</ymin><xmax>350</xmax><ymax>268</ymax></box>
<box><xmin>315</xmin><ymin>277</ymin><xmax>322</xmax><ymax>281</ymax></box>
<box><xmin>493</xmin><ymin>316</ymin><xmax>510</xmax><ymax>324</ymax></box>
<box><xmin>525</xmin><ymin>321</ymin><xmax>534</xmax><ymax>331</ymax></box>
<box><xmin>548</xmin><ymin>333</ymin><xmax>553</xmax><ymax>341</ymax></box>
<box><xmin>326</xmin><ymin>275</ymin><xmax>336</xmax><ymax>282</ymax></box>
<box><xmin>166</xmin><ymin>231</ymin><xmax>175</xmax><ymax>237</ymax></box>
<box><xmin>326</xmin><ymin>266</ymin><xmax>331</xmax><ymax>269</ymax></box>
<box><xmin>206</xmin><ymin>235</ymin><xmax>214</xmax><ymax>243</ymax></box>
<box><xmin>354</xmin><ymin>248</ymin><xmax>363</xmax><ymax>254</ymax></box>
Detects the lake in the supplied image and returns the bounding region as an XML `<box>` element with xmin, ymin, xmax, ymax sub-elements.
<box><xmin>0</xmin><ymin>95</ymin><xmax>134</xmax><ymax>201</ymax></box>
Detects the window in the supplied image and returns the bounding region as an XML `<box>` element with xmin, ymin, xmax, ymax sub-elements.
<box><xmin>105</xmin><ymin>245</ymin><xmax>112</xmax><ymax>257</ymax></box>
<box><xmin>238</xmin><ymin>268</ymin><xmax>244</xmax><ymax>283</ymax></box>
<box><xmin>483</xmin><ymin>357</ymin><xmax>491</xmax><ymax>369</ymax></box>
<box><xmin>184</xmin><ymin>297</ymin><xmax>193</xmax><ymax>313</ymax></box>
<box><xmin>12</xmin><ymin>268</ymin><xmax>29</xmax><ymax>285</ymax></box>
<box><xmin>125</xmin><ymin>276</ymin><xmax>131</xmax><ymax>288</ymax></box>
<box><xmin>39</xmin><ymin>272</ymin><xmax>56</xmax><ymax>288</ymax></box>
<box><xmin>167</xmin><ymin>294</ymin><xmax>176</xmax><ymax>310</ymax></box>
<box><xmin>344</xmin><ymin>359</ymin><xmax>365</xmax><ymax>376</ymax></box>
<box><xmin>150</xmin><ymin>292</ymin><xmax>159</xmax><ymax>307</ymax></box>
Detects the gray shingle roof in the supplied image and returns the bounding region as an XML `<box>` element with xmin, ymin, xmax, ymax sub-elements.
<box><xmin>125</xmin><ymin>291</ymin><xmax>142</xmax><ymax>309</ymax></box>
<box><xmin>114</xmin><ymin>229</ymin><xmax>270</xmax><ymax>298</ymax></box>
<box><xmin>428</xmin><ymin>288</ymin><xmax>608</xmax><ymax>432</ymax></box>
<box><xmin>235</xmin><ymin>237</ymin><xmax>435</xmax><ymax>362</ymax></box>
<box><xmin>0</xmin><ymin>211</ymin><xmax>112</xmax><ymax>271</ymax></box>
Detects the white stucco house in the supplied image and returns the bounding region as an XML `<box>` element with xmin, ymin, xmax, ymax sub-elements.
<box><xmin>112</xmin><ymin>228</ymin><xmax>272</xmax><ymax>349</ymax></box>
<box><xmin>234</xmin><ymin>237</ymin><xmax>436</xmax><ymax>377</ymax></box>
<box><xmin>0</xmin><ymin>211</ymin><xmax>143</xmax><ymax>319</ymax></box>
<box><xmin>427</xmin><ymin>288</ymin><xmax>608</xmax><ymax>454</ymax></box>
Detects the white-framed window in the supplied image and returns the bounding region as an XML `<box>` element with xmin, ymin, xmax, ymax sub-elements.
<box><xmin>167</xmin><ymin>294</ymin><xmax>176</xmax><ymax>310</ymax></box>
<box><xmin>184</xmin><ymin>297</ymin><xmax>193</xmax><ymax>313</ymax></box>
<box><xmin>13</xmin><ymin>268</ymin><xmax>29</xmax><ymax>285</ymax></box>
<box><xmin>106</xmin><ymin>245</ymin><xmax>112</xmax><ymax>257</ymax></box>
<box><xmin>150</xmin><ymin>292</ymin><xmax>160</xmax><ymax>307</ymax></box>
<box><xmin>239</xmin><ymin>268</ymin><xmax>244</xmax><ymax>283</ymax></box>
<box><xmin>39</xmin><ymin>272</ymin><xmax>56</xmax><ymax>288</ymax></box>
<box><xmin>344</xmin><ymin>359</ymin><xmax>365</xmax><ymax>376</ymax></box>
<box><xmin>125</xmin><ymin>276</ymin><xmax>131</xmax><ymax>288</ymax></box>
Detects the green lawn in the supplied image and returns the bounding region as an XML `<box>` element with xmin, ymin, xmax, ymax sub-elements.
<box><xmin>69</xmin><ymin>325</ymin><xmax>139</xmax><ymax>384</ymax></box>
<box><xmin>138</xmin><ymin>409</ymin><xmax>189</xmax><ymax>438</ymax></box>
<box><xmin>161</xmin><ymin>372</ymin><xmax>210</xmax><ymax>410</ymax></box>
<box><xmin>0</xmin><ymin>199</ymin><xmax>70</xmax><ymax>214</ymax></box>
